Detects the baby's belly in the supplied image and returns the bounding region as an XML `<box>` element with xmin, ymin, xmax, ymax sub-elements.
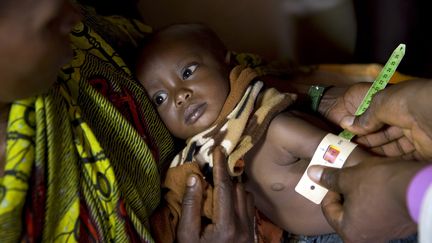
<box><xmin>244</xmin><ymin>155</ymin><xmax>330</xmax><ymax>234</ymax></box>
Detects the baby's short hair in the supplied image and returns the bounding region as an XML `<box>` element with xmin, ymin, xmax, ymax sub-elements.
<box><xmin>156</xmin><ymin>23</ymin><xmax>226</xmax><ymax>55</ymax></box>
<box><xmin>137</xmin><ymin>23</ymin><xmax>228</xmax><ymax>67</ymax></box>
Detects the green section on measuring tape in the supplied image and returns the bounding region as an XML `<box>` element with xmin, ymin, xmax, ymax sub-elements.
<box><xmin>339</xmin><ymin>43</ymin><xmax>406</xmax><ymax>140</ymax></box>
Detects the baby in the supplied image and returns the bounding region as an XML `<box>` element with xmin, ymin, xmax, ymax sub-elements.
<box><xmin>136</xmin><ymin>23</ymin><xmax>371</xmax><ymax>241</ymax></box>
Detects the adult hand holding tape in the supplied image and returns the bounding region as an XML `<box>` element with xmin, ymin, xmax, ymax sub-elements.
<box><xmin>340</xmin><ymin>79</ymin><xmax>432</xmax><ymax>160</ymax></box>
<box><xmin>306</xmin><ymin>55</ymin><xmax>432</xmax><ymax>241</ymax></box>
<box><xmin>296</xmin><ymin>44</ymin><xmax>408</xmax><ymax>205</ymax></box>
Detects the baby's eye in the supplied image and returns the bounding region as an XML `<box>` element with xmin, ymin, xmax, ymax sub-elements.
<box><xmin>182</xmin><ymin>64</ymin><xmax>198</xmax><ymax>80</ymax></box>
<box><xmin>153</xmin><ymin>92</ymin><xmax>167</xmax><ymax>106</ymax></box>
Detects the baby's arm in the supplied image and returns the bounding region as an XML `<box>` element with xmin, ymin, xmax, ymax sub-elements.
<box><xmin>244</xmin><ymin>111</ymin><xmax>370</xmax><ymax>235</ymax></box>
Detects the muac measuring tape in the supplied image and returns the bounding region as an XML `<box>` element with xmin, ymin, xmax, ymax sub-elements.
<box><xmin>295</xmin><ymin>44</ymin><xmax>406</xmax><ymax>204</ymax></box>
<box><xmin>339</xmin><ymin>43</ymin><xmax>406</xmax><ymax>140</ymax></box>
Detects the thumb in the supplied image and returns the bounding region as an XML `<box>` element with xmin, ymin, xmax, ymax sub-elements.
<box><xmin>340</xmin><ymin>107</ymin><xmax>385</xmax><ymax>135</ymax></box>
<box><xmin>308</xmin><ymin>166</ymin><xmax>346</xmax><ymax>233</ymax></box>
<box><xmin>307</xmin><ymin>165</ymin><xmax>344</xmax><ymax>193</ymax></box>
<box><xmin>177</xmin><ymin>175</ymin><xmax>202</xmax><ymax>242</ymax></box>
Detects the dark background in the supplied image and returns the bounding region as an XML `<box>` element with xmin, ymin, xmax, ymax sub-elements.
<box><xmin>78</xmin><ymin>0</ymin><xmax>432</xmax><ymax>78</ymax></box>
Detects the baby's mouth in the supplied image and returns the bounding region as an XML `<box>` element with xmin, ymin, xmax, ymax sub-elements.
<box><xmin>184</xmin><ymin>102</ymin><xmax>207</xmax><ymax>125</ymax></box>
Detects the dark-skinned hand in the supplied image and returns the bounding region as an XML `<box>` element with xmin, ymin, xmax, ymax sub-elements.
<box><xmin>339</xmin><ymin>79</ymin><xmax>432</xmax><ymax>160</ymax></box>
<box><xmin>177</xmin><ymin>146</ymin><xmax>255</xmax><ymax>243</ymax></box>
<box><xmin>319</xmin><ymin>82</ymin><xmax>417</xmax><ymax>159</ymax></box>
<box><xmin>307</xmin><ymin>158</ymin><xmax>428</xmax><ymax>243</ymax></box>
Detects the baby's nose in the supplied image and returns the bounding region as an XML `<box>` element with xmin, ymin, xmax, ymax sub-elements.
<box><xmin>175</xmin><ymin>90</ymin><xmax>192</xmax><ymax>107</ymax></box>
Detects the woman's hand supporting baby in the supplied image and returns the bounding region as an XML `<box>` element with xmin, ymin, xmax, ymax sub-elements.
<box><xmin>177</xmin><ymin>146</ymin><xmax>255</xmax><ymax>243</ymax></box>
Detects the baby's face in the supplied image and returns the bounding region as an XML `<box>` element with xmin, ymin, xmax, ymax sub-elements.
<box><xmin>138</xmin><ymin>38</ymin><xmax>229</xmax><ymax>139</ymax></box>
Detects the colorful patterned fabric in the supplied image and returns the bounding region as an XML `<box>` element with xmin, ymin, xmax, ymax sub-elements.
<box><xmin>0</xmin><ymin>6</ymin><xmax>174</xmax><ymax>242</ymax></box>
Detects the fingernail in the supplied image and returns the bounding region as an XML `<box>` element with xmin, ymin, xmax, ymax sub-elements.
<box><xmin>341</xmin><ymin>116</ymin><xmax>355</xmax><ymax>128</ymax></box>
<box><xmin>187</xmin><ymin>175</ymin><xmax>197</xmax><ymax>187</ymax></box>
<box><xmin>307</xmin><ymin>166</ymin><xmax>323</xmax><ymax>182</ymax></box>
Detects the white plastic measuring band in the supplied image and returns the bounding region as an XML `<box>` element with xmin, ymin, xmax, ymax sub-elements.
<box><xmin>295</xmin><ymin>133</ymin><xmax>357</xmax><ymax>204</ymax></box>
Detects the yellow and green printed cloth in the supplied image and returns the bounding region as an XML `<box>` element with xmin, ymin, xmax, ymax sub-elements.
<box><xmin>0</xmin><ymin>6</ymin><xmax>174</xmax><ymax>242</ymax></box>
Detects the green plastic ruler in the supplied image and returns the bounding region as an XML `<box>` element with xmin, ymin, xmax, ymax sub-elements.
<box><xmin>339</xmin><ymin>43</ymin><xmax>406</xmax><ymax>140</ymax></box>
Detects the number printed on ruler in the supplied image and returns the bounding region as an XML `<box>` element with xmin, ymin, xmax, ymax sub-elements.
<box><xmin>357</xmin><ymin>44</ymin><xmax>405</xmax><ymax>114</ymax></box>
<box><xmin>339</xmin><ymin>43</ymin><xmax>406</xmax><ymax>140</ymax></box>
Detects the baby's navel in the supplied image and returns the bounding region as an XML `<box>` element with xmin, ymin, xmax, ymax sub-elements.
<box><xmin>271</xmin><ymin>183</ymin><xmax>285</xmax><ymax>191</ymax></box>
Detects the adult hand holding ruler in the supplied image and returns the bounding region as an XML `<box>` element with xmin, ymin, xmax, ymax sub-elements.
<box><xmin>339</xmin><ymin>43</ymin><xmax>406</xmax><ymax>140</ymax></box>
